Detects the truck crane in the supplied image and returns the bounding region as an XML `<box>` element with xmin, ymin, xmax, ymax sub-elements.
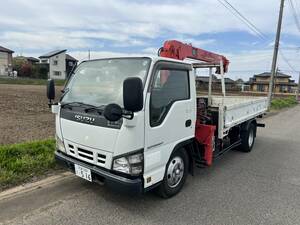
<box><xmin>159</xmin><ymin>39</ymin><xmax>229</xmax><ymax>73</ymax></box>
<box><xmin>46</xmin><ymin>40</ymin><xmax>267</xmax><ymax>198</ymax></box>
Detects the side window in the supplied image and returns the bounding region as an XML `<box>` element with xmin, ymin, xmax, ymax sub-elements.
<box><xmin>150</xmin><ymin>69</ymin><xmax>190</xmax><ymax>127</ymax></box>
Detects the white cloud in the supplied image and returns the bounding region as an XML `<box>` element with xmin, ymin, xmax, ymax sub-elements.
<box><xmin>0</xmin><ymin>0</ymin><xmax>299</xmax><ymax>81</ymax></box>
<box><xmin>0</xmin><ymin>31</ymin><xmax>94</xmax><ymax>52</ymax></box>
<box><xmin>172</xmin><ymin>37</ymin><xmax>216</xmax><ymax>48</ymax></box>
<box><xmin>226</xmin><ymin>49</ymin><xmax>300</xmax><ymax>81</ymax></box>
<box><xmin>0</xmin><ymin>0</ymin><xmax>296</xmax><ymax>39</ymax></box>
<box><xmin>142</xmin><ymin>47</ymin><xmax>158</xmax><ymax>55</ymax></box>
<box><xmin>68</xmin><ymin>50</ymin><xmax>149</xmax><ymax>63</ymax></box>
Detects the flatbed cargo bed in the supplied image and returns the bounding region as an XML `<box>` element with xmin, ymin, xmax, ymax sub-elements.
<box><xmin>197</xmin><ymin>95</ymin><xmax>268</xmax><ymax>138</ymax></box>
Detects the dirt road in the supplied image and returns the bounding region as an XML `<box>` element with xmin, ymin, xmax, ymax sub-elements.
<box><xmin>0</xmin><ymin>84</ymin><xmax>60</xmax><ymax>145</ymax></box>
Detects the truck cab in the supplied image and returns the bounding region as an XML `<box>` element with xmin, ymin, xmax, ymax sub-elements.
<box><xmin>50</xmin><ymin>56</ymin><xmax>198</xmax><ymax>197</ymax></box>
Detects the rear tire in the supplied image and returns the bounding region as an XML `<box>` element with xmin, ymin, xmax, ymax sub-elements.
<box><xmin>239</xmin><ymin>123</ymin><xmax>256</xmax><ymax>152</ymax></box>
<box><xmin>157</xmin><ymin>148</ymin><xmax>189</xmax><ymax>198</ymax></box>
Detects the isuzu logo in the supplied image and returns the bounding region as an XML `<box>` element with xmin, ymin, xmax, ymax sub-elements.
<box><xmin>74</xmin><ymin>115</ymin><xmax>95</xmax><ymax>124</ymax></box>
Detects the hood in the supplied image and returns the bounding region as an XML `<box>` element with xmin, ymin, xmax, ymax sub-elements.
<box><xmin>60</xmin><ymin>109</ymin><xmax>121</xmax><ymax>153</ymax></box>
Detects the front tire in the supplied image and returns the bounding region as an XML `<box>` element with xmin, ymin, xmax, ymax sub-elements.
<box><xmin>157</xmin><ymin>148</ymin><xmax>189</xmax><ymax>198</ymax></box>
<box><xmin>239</xmin><ymin>123</ymin><xmax>256</xmax><ymax>152</ymax></box>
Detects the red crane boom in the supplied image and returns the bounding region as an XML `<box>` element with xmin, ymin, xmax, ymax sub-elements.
<box><xmin>159</xmin><ymin>40</ymin><xmax>229</xmax><ymax>73</ymax></box>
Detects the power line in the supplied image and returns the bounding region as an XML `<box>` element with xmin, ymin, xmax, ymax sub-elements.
<box><xmin>217</xmin><ymin>0</ymin><xmax>299</xmax><ymax>73</ymax></box>
<box><xmin>294</xmin><ymin>0</ymin><xmax>300</xmax><ymax>14</ymax></box>
<box><xmin>216</xmin><ymin>0</ymin><xmax>267</xmax><ymax>40</ymax></box>
<box><xmin>223</xmin><ymin>0</ymin><xmax>267</xmax><ymax>39</ymax></box>
<box><xmin>279</xmin><ymin>49</ymin><xmax>298</xmax><ymax>72</ymax></box>
<box><xmin>288</xmin><ymin>0</ymin><xmax>300</xmax><ymax>32</ymax></box>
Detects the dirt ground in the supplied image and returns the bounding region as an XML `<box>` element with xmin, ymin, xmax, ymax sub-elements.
<box><xmin>0</xmin><ymin>84</ymin><xmax>61</xmax><ymax>145</ymax></box>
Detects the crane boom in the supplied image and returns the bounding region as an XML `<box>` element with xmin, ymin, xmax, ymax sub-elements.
<box><xmin>159</xmin><ymin>40</ymin><xmax>229</xmax><ymax>73</ymax></box>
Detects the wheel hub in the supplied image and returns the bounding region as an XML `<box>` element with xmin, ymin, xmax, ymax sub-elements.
<box><xmin>167</xmin><ymin>156</ymin><xmax>184</xmax><ymax>188</ymax></box>
<box><xmin>248</xmin><ymin>128</ymin><xmax>254</xmax><ymax>147</ymax></box>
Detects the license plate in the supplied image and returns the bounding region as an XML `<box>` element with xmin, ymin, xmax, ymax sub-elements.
<box><xmin>74</xmin><ymin>164</ymin><xmax>92</xmax><ymax>182</ymax></box>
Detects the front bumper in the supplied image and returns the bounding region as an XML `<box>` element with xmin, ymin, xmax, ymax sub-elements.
<box><xmin>55</xmin><ymin>151</ymin><xmax>143</xmax><ymax>195</ymax></box>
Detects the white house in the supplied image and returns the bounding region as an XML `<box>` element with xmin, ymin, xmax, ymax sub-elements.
<box><xmin>0</xmin><ymin>46</ymin><xmax>14</xmax><ymax>76</ymax></box>
<box><xmin>39</xmin><ymin>50</ymin><xmax>77</xmax><ymax>80</ymax></box>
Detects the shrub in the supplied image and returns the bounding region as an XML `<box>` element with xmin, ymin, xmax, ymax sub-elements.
<box><xmin>271</xmin><ymin>97</ymin><xmax>298</xmax><ymax>110</ymax></box>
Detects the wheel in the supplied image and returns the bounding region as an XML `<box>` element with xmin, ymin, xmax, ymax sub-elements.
<box><xmin>239</xmin><ymin>123</ymin><xmax>256</xmax><ymax>152</ymax></box>
<box><xmin>157</xmin><ymin>149</ymin><xmax>189</xmax><ymax>198</ymax></box>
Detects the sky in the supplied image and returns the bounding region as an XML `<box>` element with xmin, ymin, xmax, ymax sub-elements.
<box><xmin>1</xmin><ymin>0</ymin><xmax>300</xmax><ymax>81</ymax></box>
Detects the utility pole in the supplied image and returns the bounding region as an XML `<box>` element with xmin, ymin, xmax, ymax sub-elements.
<box><xmin>273</xmin><ymin>67</ymin><xmax>279</xmax><ymax>97</ymax></box>
<box><xmin>268</xmin><ymin>0</ymin><xmax>285</xmax><ymax>109</ymax></box>
<box><xmin>88</xmin><ymin>50</ymin><xmax>91</xmax><ymax>61</ymax></box>
<box><xmin>296</xmin><ymin>72</ymin><xmax>300</xmax><ymax>102</ymax></box>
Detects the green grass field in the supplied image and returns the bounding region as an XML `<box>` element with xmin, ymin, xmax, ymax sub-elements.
<box><xmin>0</xmin><ymin>139</ymin><xmax>60</xmax><ymax>190</ymax></box>
<box><xmin>271</xmin><ymin>96</ymin><xmax>298</xmax><ymax>110</ymax></box>
<box><xmin>0</xmin><ymin>78</ymin><xmax>65</xmax><ymax>86</ymax></box>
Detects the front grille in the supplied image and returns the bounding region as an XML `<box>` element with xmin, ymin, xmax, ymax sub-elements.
<box><xmin>68</xmin><ymin>144</ymin><xmax>75</xmax><ymax>154</ymax></box>
<box><xmin>65</xmin><ymin>141</ymin><xmax>110</xmax><ymax>168</ymax></box>
<box><xmin>97</xmin><ymin>153</ymin><xmax>106</xmax><ymax>164</ymax></box>
<box><xmin>77</xmin><ymin>147</ymin><xmax>93</xmax><ymax>160</ymax></box>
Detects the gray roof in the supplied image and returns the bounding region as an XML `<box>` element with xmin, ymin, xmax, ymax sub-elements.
<box><xmin>66</xmin><ymin>54</ymin><xmax>78</xmax><ymax>61</ymax></box>
<box><xmin>235</xmin><ymin>78</ymin><xmax>244</xmax><ymax>83</ymax></box>
<box><xmin>224</xmin><ymin>78</ymin><xmax>235</xmax><ymax>83</ymax></box>
<box><xmin>26</xmin><ymin>57</ymin><xmax>39</xmax><ymax>62</ymax></box>
<box><xmin>39</xmin><ymin>49</ymin><xmax>67</xmax><ymax>58</ymax></box>
<box><xmin>0</xmin><ymin>46</ymin><xmax>14</xmax><ymax>53</ymax></box>
<box><xmin>254</xmin><ymin>72</ymin><xmax>291</xmax><ymax>78</ymax></box>
<box><xmin>14</xmin><ymin>56</ymin><xmax>40</xmax><ymax>62</ymax></box>
<box><xmin>196</xmin><ymin>76</ymin><xmax>211</xmax><ymax>82</ymax></box>
<box><xmin>196</xmin><ymin>76</ymin><xmax>235</xmax><ymax>84</ymax></box>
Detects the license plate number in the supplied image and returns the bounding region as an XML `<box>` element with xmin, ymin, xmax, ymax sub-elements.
<box><xmin>74</xmin><ymin>164</ymin><xmax>92</xmax><ymax>182</ymax></box>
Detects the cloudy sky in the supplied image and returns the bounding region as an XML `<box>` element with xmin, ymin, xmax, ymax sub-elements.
<box><xmin>1</xmin><ymin>0</ymin><xmax>300</xmax><ymax>80</ymax></box>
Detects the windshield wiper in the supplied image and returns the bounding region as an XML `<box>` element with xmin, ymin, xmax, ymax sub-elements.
<box><xmin>59</xmin><ymin>88</ymin><xmax>70</xmax><ymax>101</ymax></box>
<box><xmin>84</xmin><ymin>105</ymin><xmax>106</xmax><ymax>113</ymax></box>
<box><xmin>61</xmin><ymin>102</ymin><xmax>95</xmax><ymax>110</ymax></box>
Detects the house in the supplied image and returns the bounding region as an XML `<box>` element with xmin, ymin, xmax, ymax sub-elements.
<box><xmin>14</xmin><ymin>56</ymin><xmax>39</xmax><ymax>66</ymax></box>
<box><xmin>39</xmin><ymin>50</ymin><xmax>78</xmax><ymax>80</ymax></box>
<box><xmin>235</xmin><ymin>78</ymin><xmax>250</xmax><ymax>91</ymax></box>
<box><xmin>248</xmin><ymin>72</ymin><xmax>297</xmax><ymax>93</ymax></box>
<box><xmin>26</xmin><ymin>57</ymin><xmax>40</xmax><ymax>65</ymax></box>
<box><xmin>0</xmin><ymin>46</ymin><xmax>14</xmax><ymax>76</ymax></box>
<box><xmin>196</xmin><ymin>75</ymin><xmax>237</xmax><ymax>91</ymax></box>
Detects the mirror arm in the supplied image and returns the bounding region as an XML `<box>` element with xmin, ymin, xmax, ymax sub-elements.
<box><xmin>122</xmin><ymin>110</ymin><xmax>134</xmax><ymax>120</ymax></box>
<box><xmin>48</xmin><ymin>100</ymin><xmax>58</xmax><ymax>108</ymax></box>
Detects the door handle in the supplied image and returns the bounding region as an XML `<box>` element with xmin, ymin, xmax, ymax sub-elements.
<box><xmin>185</xmin><ymin>119</ymin><xmax>192</xmax><ymax>127</ymax></box>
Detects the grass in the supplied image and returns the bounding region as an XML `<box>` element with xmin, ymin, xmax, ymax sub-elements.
<box><xmin>271</xmin><ymin>96</ymin><xmax>298</xmax><ymax>110</ymax></box>
<box><xmin>0</xmin><ymin>139</ymin><xmax>60</xmax><ymax>190</ymax></box>
<box><xmin>0</xmin><ymin>78</ymin><xmax>65</xmax><ymax>86</ymax></box>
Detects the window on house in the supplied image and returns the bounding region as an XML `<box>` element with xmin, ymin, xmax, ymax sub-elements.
<box><xmin>53</xmin><ymin>71</ymin><xmax>61</xmax><ymax>76</ymax></box>
<box><xmin>150</xmin><ymin>69</ymin><xmax>190</xmax><ymax>126</ymax></box>
<box><xmin>257</xmin><ymin>84</ymin><xmax>265</xmax><ymax>92</ymax></box>
<box><xmin>69</xmin><ymin>61</ymin><xmax>73</xmax><ymax>67</ymax></box>
<box><xmin>279</xmin><ymin>85</ymin><xmax>287</xmax><ymax>93</ymax></box>
<box><xmin>53</xmin><ymin>60</ymin><xmax>58</xmax><ymax>65</ymax></box>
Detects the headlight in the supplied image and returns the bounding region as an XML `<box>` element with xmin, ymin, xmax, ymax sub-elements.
<box><xmin>112</xmin><ymin>152</ymin><xmax>143</xmax><ymax>176</ymax></box>
<box><xmin>56</xmin><ymin>135</ymin><xmax>66</xmax><ymax>152</ymax></box>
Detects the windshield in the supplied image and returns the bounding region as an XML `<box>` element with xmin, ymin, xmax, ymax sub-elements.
<box><xmin>62</xmin><ymin>58</ymin><xmax>151</xmax><ymax>107</ymax></box>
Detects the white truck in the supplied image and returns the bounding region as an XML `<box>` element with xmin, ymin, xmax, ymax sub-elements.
<box><xmin>47</xmin><ymin>40</ymin><xmax>267</xmax><ymax>198</ymax></box>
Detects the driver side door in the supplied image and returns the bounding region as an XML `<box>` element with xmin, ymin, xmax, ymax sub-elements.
<box><xmin>143</xmin><ymin>61</ymin><xmax>195</xmax><ymax>188</ymax></box>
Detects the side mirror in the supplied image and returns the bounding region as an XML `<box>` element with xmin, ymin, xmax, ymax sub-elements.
<box><xmin>123</xmin><ymin>77</ymin><xmax>143</xmax><ymax>112</ymax></box>
<box><xmin>47</xmin><ymin>79</ymin><xmax>55</xmax><ymax>107</ymax></box>
<box><xmin>103</xmin><ymin>103</ymin><xmax>123</xmax><ymax>122</ymax></box>
<box><xmin>103</xmin><ymin>77</ymin><xmax>144</xmax><ymax>122</ymax></box>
